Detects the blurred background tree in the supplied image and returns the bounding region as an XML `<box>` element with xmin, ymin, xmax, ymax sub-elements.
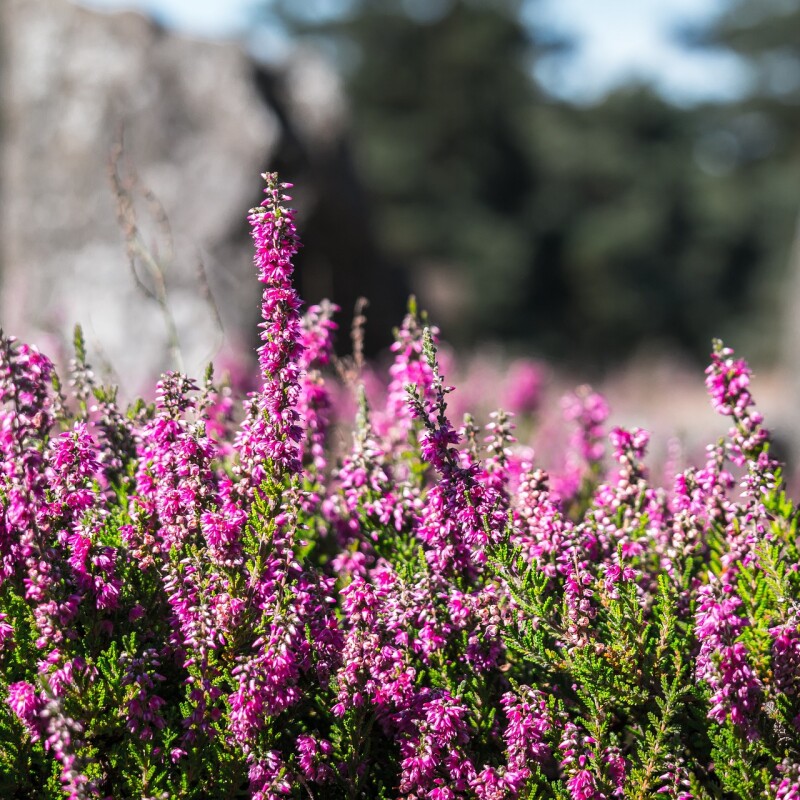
<box><xmin>258</xmin><ymin>0</ymin><xmax>800</xmax><ymax>369</ymax></box>
<box><xmin>266</xmin><ymin>0</ymin><xmax>556</xmax><ymax>348</ymax></box>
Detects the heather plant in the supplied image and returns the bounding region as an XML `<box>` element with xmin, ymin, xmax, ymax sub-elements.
<box><xmin>1</xmin><ymin>173</ymin><xmax>799</xmax><ymax>800</ymax></box>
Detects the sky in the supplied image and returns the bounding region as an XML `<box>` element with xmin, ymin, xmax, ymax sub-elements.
<box><xmin>76</xmin><ymin>0</ymin><xmax>751</xmax><ymax>105</ymax></box>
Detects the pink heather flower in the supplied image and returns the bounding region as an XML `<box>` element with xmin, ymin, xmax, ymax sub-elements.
<box><xmin>9</xmin><ymin>421</ymin><xmax>114</xmax><ymax>653</ymax></box>
<box><xmin>296</xmin><ymin>734</ymin><xmax>333</xmax><ymax>783</ymax></box>
<box><xmin>409</xmin><ymin>330</ymin><xmax>506</xmax><ymax>576</ymax></box>
<box><xmin>773</xmin><ymin>759</ymin><xmax>800</xmax><ymax>800</ymax></box>
<box><xmin>0</xmin><ymin>612</ymin><xmax>13</xmax><ymax>650</ymax></box>
<box><xmin>483</xmin><ymin>409</ymin><xmax>516</xmax><ymax>499</ymax></box>
<box><xmin>0</xmin><ymin>337</ymin><xmax>54</xmax><ymax>444</ymax></box>
<box><xmin>200</xmin><ymin>476</ymin><xmax>246</xmax><ymax>566</ymax></box>
<box><xmin>248</xmin><ymin>750</ymin><xmax>292</xmax><ymax>800</ymax></box>
<box><xmin>563</xmin><ymin>386</ymin><xmax>609</xmax><ymax>466</ymax></box>
<box><xmin>119</xmin><ymin>647</ymin><xmax>167</xmax><ymax>741</ymax></box>
<box><xmin>298</xmin><ymin>300</ymin><xmax>339</xmax><ymax>472</ymax></box>
<box><xmin>378</xmin><ymin>309</ymin><xmax>439</xmax><ymax>447</ymax></box>
<box><xmin>602</xmin><ymin>562</ymin><xmax>637</xmax><ymax>600</ymax></box>
<box><xmin>472</xmin><ymin>766</ymin><xmax>526</xmax><ymax>800</ymax></box>
<box><xmin>560</xmin><ymin>723</ymin><xmax>603</xmax><ymax>800</ymax></box>
<box><xmin>10</xmin><ymin>670</ymin><xmax>98</xmax><ymax>799</ymax></box>
<box><xmin>235</xmin><ymin>174</ymin><xmax>304</xmax><ymax>483</ymax></box>
<box><xmin>564</xmin><ymin>564</ymin><xmax>597</xmax><ymax>649</ymax></box>
<box><xmin>229</xmin><ymin>627</ymin><xmax>303</xmax><ymax>745</ymax></box>
<box><xmin>609</xmin><ymin>426</ymin><xmax>649</xmax><ymax>466</ymax></box>
<box><xmin>705</xmin><ymin>340</ymin><xmax>753</xmax><ymax>418</ymax></box>
<box><xmin>43</xmin><ymin>656</ymin><xmax>96</xmax><ymax>699</ymax></box>
<box><xmin>567</xmin><ymin>770</ymin><xmax>600</xmax><ymax>800</ymax></box>
<box><xmin>299</xmin><ymin>300</ymin><xmax>338</xmax><ymax>370</ymax></box>
<box><xmin>333</xmin><ymin>571</ymin><xmax>415</xmax><ymax>719</ymax></box>
<box><xmin>334</xmin><ymin>386</ymin><xmax>407</xmax><ymax>549</ymax></box>
<box><xmin>657</xmin><ymin>755</ymin><xmax>694</xmax><ymax>799</ymax></box>
<box><xmin>513</xmin><ymin>466</ymin><xmax>578</xmax><ymax>577</ymax></box>
<box><xmin>502</xmin><ymin>359</ymin><xmax>544</xmax><ymax>417</ymax></box>
<box><xmin>7</xmin><ymin>680</ymin><xmax>44</xmax><ymax>741</ymax></box>
<box><xmin>40</xmin><ymin>693</ymin><xmax>98</xmax><ymax>800</ymax></box>
<box><xmin>501</xmin><ymin>686</ymin><xmax>552</xmax><ymax>777</ymax></box>
<box><xmin>399</xmin><ymin>691</ymin><xmax>476</xmax><ymax>797</ymax></box>
<box><xmin>700</xmin><ymin>348</ymin><xmax>781</xmax><ymax>564</ymax></box>
<box><xmin>695</xmin><ymin>582</ymin><xmax>763</xmax><ymax>739</ymax></box>
<box><xmin>770</xmin><ymin>621</ymin><xmax>800</xmax><ymax>703</ymax></box>
<box><xmin>135</xmin><ymin>371</ymin><xmax>245</xmax><ymax>565</ymax></box>
<box><xmin>605</xmin><ymin>746</ymin><xmax>626</xmax><ymax>797</ymax></box>
<box><xmin>0</xmin><ymin>336</ymin><xmax>55</xmax><ymax>584</ymax></box>
<box><xmin>134</xmin><ymin>375</ymin><xmax>210</xmax><ymax>553</ymax></box>
<box><xmin>229</xmin><ymin>520</ymin><xmax>342</xmax><ymax>759</ymax></box>
<box><xmin>705</xmin><ymin>340</ymin><xmax>775</xmax><ymax>476</ymax></box>
<box><xmin>671</xmin><ymin>443</ymin><xmax>734</xmax><ymax>526</ymax></box>
<box><xmin>45</xmin><ymin>423</ymin><xmax>121</xmax><ymax>610</ymax></box>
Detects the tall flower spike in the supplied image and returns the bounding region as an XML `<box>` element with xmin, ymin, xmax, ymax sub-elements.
<box><xmin>236</xmin><ymin>173</ymin><xmax>304</xmax><ymax>483</ymax></box>
<box><xmin>380</xmin><ymin>302</ymin><xmax>439</xmax><ymax>448</ymax></box>
<box><xmin>695</xmin><ymin>581</ymin><xmax>763</xmax><ymax>739</ymax></box>
<box><xmin>298</xmin><ymin>300</ymin><xmax>339</xmax><ymax>472</ymax></box>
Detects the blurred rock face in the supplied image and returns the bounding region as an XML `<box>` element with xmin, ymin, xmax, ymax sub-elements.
<box><xmin>1</xmin><ymin>0</ymin><xmax>281</xmax><ymax>388</ymax></box>
<box><xmin>0</xmin><ymin>0</ymin><xmax>396</xmax><ymax>391</ymax></box>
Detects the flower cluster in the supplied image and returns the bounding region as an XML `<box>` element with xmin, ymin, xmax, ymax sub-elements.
<box><xmin>1</xmin><ymin>174</ymin><xmax>798</xmax><ymax>800</ymax></box>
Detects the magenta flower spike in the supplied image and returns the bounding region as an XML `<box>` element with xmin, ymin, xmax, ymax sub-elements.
<box><xmin>236</xmin><ymin>173</ymin><xmax>305</xmax><ymax>484</ymax></box>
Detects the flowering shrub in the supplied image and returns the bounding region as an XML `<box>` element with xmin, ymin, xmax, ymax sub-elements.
<box><xmin>1</xmin><ymin>173</ymin><xmax>799</xmax><ymax>799</ymax></box>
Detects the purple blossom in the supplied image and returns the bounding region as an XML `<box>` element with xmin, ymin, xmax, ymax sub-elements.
<box><xmin>564</xmin><ymin>564</ymin><xmax>597</xmax><ymax>649</ymax></box>
<box><xmin>40</xmin><ymin>692</ymin><xmax>98</xmax><ymax>800</ymax></box>
<box><xmin>235</xmin><ymin>174</ymin><xmax>305</xmax><ymax>483</ymax></box>
<box><xmin>501</xmin><ymin>686</ymin><xmax>552</xmax><ymax>778</ymax></box>
<box><xmin>298</xmin><ymin>300</ymin><xmax>339</xmax><ymax>472</ymax></box>
<box><xmin>134</xmin><ymin>375</ymin><xmax>215</xmax><ymax>553</ymax></box>
<box><xmin>770</xmin><ymin>621</ymin><xmax>800</xmax><ymax>706</ymax></box>
<box><xmin>567</xmin><ymin>770</ymin><xmax>601</xmax><ymax>800</ymax></box>
<box><xmin>609</xmin><ymin>426</ymin><xmax>649</xmax><ymax>466</ymax></box>
<box><xmin>119</xmin><ymin>647</ymin><xmax>167</xmax><ymax>741</ymax></box>
<box><xmin>409</xmin><ymin>330</ymin><xmax>506</xmax><ymax>576</ymax></box>
<box><xmin>0</xmin><ymin>337</ymin><xmax>54</xmax><ymax>585</ymax></box>
<box><xmin>398</xmin><ymin>691</ymin><xmax>476</xmax><ymax>798</ymax></box>
<box><xmin>45</xmin><ymin>423</ymin><xmax>121</xmax><ymax>610</ymax></box>
<box><xmin>333</xmin><ymin>572</ymin><xmax>415</xmax><ymax>718</ymax></box>
<box><xmin>774</xmin><ymin>759</ymin><xmax>800</xmax><ymax>800</ymax></box>
<box><xmin>695</xmin><ymin>581</ymin><xmax>763</xmax><ymax>738</ymax></box>
<box><xmin>7</xmin><ymin>680</ymin><xmax>44</xmax><ymax>741</ymax></box>
<box><xmin>9</xmin><ymin>669</ymin><xmax>99</xmax><ymax>799</ymax></box>
<box><xmin>333</xmin><ymin>387</ymin><xmax>408</xmax><ymax>563</ymax></box>
<box><xmin>657</xmin><ymin>755</ymin><xmax>694</xmax><ymax>799</ymax></box>
<box><xmin>379</xmin><ymin>310</ymin><xmax>439</xmax><ymax>447</ymax></box>
<box><xmin>0</xmin><ymin>612</ymin><xmax>12</xmax><ymax>650</ymax></box>
<box><xmin>229</xmin><ymin>507</ymin><xmax>342</xmax><ymax>761</ymax></box>
<box><xmin>296</xmin><ymin>733</ymin><xmax>333</xmax><ymax>783</ymax></box>
<box><xmin>705</xmin><ymin>342</ymin><xmax>753</xmax><ymax>418</ymax></box>
<box><xmin>563</xmin><ymin>385</ymin><xmax>609</xmax><ymax>466</ymax></box>
<box><xmin>513</xmin><ymin>466</ymin><xmax>577</xmax><ymax>577</ymax></box>
<box><xmin>502</xmin><ymin>359</ymin><xmax>544</xmax><ymax>417</ymax></box>
<box><xmin>248</xmin><ymin>750</ymin><xmax>292</xmax><ymax>800</ymax></box>
<box><xmin>560</xmin><ymin>723</ymin><xmax>604</xmax><ymax>800</ymax></box>
<box><xmin>705</xmin><ymin>341</ymin><xmax>776</xmax><ymax>481</ymax></box>
<box><xmin>602</xmin><ymin>562</ymin><xmax>637</xmax><ymax>600</ymax></box>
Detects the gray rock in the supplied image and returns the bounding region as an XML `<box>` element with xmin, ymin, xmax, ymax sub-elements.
<box><xmin>0</xmin><ymin>0</ymin><xmax>406</xmax><ymax>391</ymax></box>
<box><xmin>1</xmin><ymin>0</ymin><xmax>283</xmax><ymax>386</ymax></box>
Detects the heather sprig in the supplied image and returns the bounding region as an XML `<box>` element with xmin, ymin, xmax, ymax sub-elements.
<box><xmin>235</xmin><ymin>173</ymin><xmax>305</xmax><ymax>486</ymax></box>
